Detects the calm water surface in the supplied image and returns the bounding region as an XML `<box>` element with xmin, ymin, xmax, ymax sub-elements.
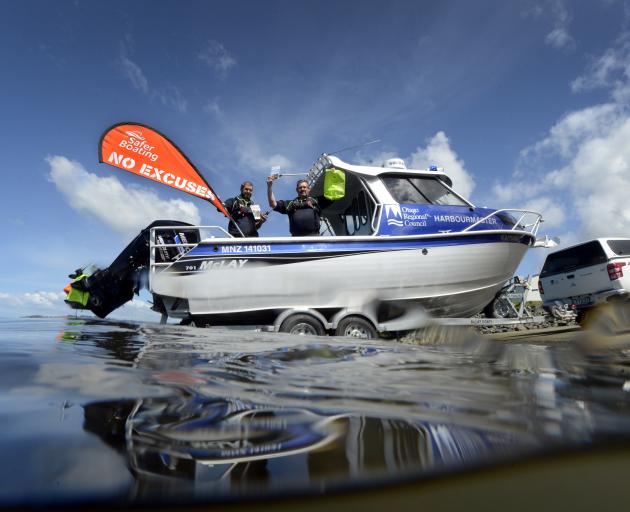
<box><xmin>1</xmin><ymin>316</ymin><xmax>630</xmax><ymax>507</ymax></box>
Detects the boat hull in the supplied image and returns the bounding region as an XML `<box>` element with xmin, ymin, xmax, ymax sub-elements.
<box><xmin>150</xmin><ymin>233</ymin><xmax>531</xmax><ymax>322</ymax></box>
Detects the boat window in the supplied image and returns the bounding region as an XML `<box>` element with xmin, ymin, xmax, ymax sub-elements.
<box><xmin>540</xmin><ymin>241</ymin><xmax>608</xmax><ymax>277</ymax></box>
<box><xmin>606</xmin><ymin>239</ymin><xmax>630</xmax><ymax>255</ymax></box>
<box><xmin>381</xmin><ymin>175</ymin><xmax>468</xmax><ymax>206</ymax></box>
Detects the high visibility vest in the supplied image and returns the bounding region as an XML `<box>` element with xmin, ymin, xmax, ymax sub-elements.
<box><xmin>65</xmin><ymin>274</ymin><xmax>90</xmax><ymax>307</ymax></box>
<box><xmin>324</xmin><ymin>167</ymin><xmax>345</xmax><ymax>200</ymax></box>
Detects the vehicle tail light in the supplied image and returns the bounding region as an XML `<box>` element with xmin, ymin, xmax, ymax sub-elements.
<box><xmin>538</xmin><ymin>279</ymin><xmax>544</xmax><ymax>295</ymax></box>
<box><xmin>607</xmin><ymin>262</ymin><xmax>626</xmax><ymax>280</ymax></box>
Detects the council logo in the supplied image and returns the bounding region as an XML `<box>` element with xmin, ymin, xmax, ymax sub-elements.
<box><xmin>384</xmin><ymin>204</ymin><xmax>403</xmax><ymax>227</ymax></box>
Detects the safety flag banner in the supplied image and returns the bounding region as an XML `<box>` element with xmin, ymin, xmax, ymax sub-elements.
<box><xmin>98</xmin><ymin>122</ymin><xmax>229</xmax><ymax>217</ymax></box>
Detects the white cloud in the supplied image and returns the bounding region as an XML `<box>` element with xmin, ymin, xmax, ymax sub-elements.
<box><xmin>153</xmin><ymin>85</ymin><xmax>187</xmax><ymax>113</ymax></box>
<box><xmin>0</xmin><ymin>288</ymin><xmax>160</xmax><ymax>321</ymax></box>
<box><xmin>570</xmin><ymin>33</ymin><xmax>630</xmax><ymax>102</ymax></box>
<box><xmin>521</xmin><ymin>196</ymin><xmax>567</xmax><ymax>229</ymax></box>
<box><xmin>523</xmin><ymin>1</ymin><xmax>575</xmax><ymax>50</ymax></box>
<box><xmin>522</xmin><ymin>103</ymin><xmax>619</xmax><ymax>159</ymax></box>
<box><xmin>118</xmin><ymin>42</ymin><xmax>187</xmax><ymax>113</ymax></box>
<box><xmin>571</xmin><ymin>47</ymin><xmax>622</xmax><ymax>93</ymax></box>
<box><xmin>501</xmin><ymin>111</ymin><xmax>630</xmax><ymax>239</ymax></box>
<box><xmin>198</xmin><ymin>40</ymin><xmax>237</xmax><ymax>77</ymax></box>
<box><xmin>0</xmin><ymin>290</ymin><xmax>69</xmax><ymax>319</ymax></box>
<box><xmin>354</xmin><ymin>134</ymin><xmax>475</xmax><ymax>199</ymax></box>
<box><xmin>47</xmin><ymin>155</ymin><xmax>201</xmax><ymax>239</ymax></box>
<box><xmin>119</xmin><ymin>55</ymin><xmax>149</xmax><ymax>94</ymax></box>
<box><xmin>525</xmin><ymin>0</ymin><xmax>575</xmax><ymax>50</ymax></box>
<box><xmin>491</xmin><ymin>182</ymin><xmax>516</xmax><ymax>204</ymax></box>
<box><xmin>546</xmin><ymin>27</ymin><xmax>574</xmax><ymax>50</ymax></box>
<box><xmin>196</xmin><ymin>99</ymin><xmax>294</xmax><ymax>174</ymax></box>
<box><xmin>122</xmin><ymin>299</ymin><xmax>151</xmax><ymax>310</ymax></box>
<box><xmin>409</xmin><ymin>131</ymin><xmax>475</xmax><ymax>198</ymax></box>
<box><xmin>110</xmin><ymin>297</ymin><xmax>161</xmax><ymax>322</ymax></box>
<box><xmin>0</xmin><ymin>291</ymin><xmax>65</xmax><ymax>308</ymax></box>
<box><xmin>24</xmin><ymin>291</ymin><xmax>65</xmax><ymax>306</ymax></box>
<box><xmin>491</xmin><ymin>180</ymin><xmax>547</xmax><ymax>205</ymax></box>
<box><xmin>554</xmin><ymin>118</ymin><xmax>630</xmax><ymax>237</ymax></box>
<box><xmin>355</xmin><ymin>151</ymin><xmax>400</xmax><ymax>167</ymax></box>
<box><xmin>495</xmin><ymin>31</ymin><xmax>630</xmax><ymax>242</ymax></box>
<box><xmin>232</xmin><ymin>136</ymin><xmax>293</xmax><ymax>171</ymax></box>
<box><xmin>203</xmin><ymin>99</ymin><xmax>223</xmax><ymax>117</ymax></box>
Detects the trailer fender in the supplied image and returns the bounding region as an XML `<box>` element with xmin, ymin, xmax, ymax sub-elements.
<box><xmin>330</xmin><ymin>309</ymin><xmax>379</xmax><ymax>331</ymax></box>
<box><xmin>273</xmin><ymin>309</ymin><xmax>331</xmax><ymax>333</ymax></box>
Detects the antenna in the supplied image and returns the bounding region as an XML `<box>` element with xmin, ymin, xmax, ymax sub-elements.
<box><xmin>269</xmin><ymin>164</ymin><xmax>309</xmax><ymax>181</ymax></box>
<box><xmin>328</xmin><ymin>138</ymin><xmax>381</xmax><ymax>156</ymax></box>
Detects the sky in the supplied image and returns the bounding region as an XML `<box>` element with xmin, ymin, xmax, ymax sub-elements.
<box><xmin>1</xmin><ymin>0</ymin><xmax>629</xmax><ymax>320</ymax></box>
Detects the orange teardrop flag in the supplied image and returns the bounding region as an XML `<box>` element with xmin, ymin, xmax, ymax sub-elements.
<box><xmin>98</xmin><ymin>122</ymin><xmax>229</xmax><ymax>217</ymax></box>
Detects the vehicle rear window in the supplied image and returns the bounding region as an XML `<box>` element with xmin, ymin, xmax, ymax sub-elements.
<box><xmin>606</xmin><ymin>239</ymin><xmax>630</xmax><ymax>255</ymax></box>
<box><xmin>540</xmin><ymin>241</ymin><xmax>608</xmax><ymax>277</ymax></box>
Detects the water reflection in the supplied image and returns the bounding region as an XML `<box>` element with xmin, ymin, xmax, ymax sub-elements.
<box><xmin>56</xmin><ymin>318</ymin><xmax>146</xmax><ymax>364</ymax></box>
<box><xmin>83</xmin><ymin>394</ymin><xmax>534</xmax><ymax>498</ymax></box>
<box><xmin>3</xmin><ymin>314</ymin><xmax>630</xmax><ymax>506</ymax></box>
<box><xmin>68</xmin><ymin>324</ymin><xmax>550</xmax><ymax>498</ymax></box>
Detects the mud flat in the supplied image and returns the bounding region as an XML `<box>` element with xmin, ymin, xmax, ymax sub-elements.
<box><xmin>400</xmin><ymin>322</ymin><xmax>581</xmax><ymax>346</ymax></box>
<box><xmin>483</xmin><ymin>325</ymin><xmax>581</xmax><ymax>344</ymax></box>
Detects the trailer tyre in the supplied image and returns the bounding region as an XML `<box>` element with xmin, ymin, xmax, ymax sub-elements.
<box><xmin>483</xmin><ymin>297</ymin><xmax>514</xmax><ymax>319</ymax></box>
<box><xmin>279</xmin><ymin>314</ymin><xmax>325</xmax><ymax>336</ymax></box>
<box><xmin>335</xmin><ymin>316</ymin><xmax>378</xmax><ymax>339</ymax></box>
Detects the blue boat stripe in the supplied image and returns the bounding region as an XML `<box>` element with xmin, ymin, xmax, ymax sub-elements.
<box><xmin>184</xmin><ymin>233</ymin><xmax>528</xmax><ymax>259</ymax></box>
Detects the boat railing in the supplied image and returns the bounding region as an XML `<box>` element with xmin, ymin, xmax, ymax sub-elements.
<box><xmin>148</xmin><ymin>210</ymin><xmax>542</xmax><ymax>273</ymax></box>
<box><xmin>149</xmin><ymin>225</ymin><xmax>232</xmax><ymax>270</ymax></box>
<box><xmin>306</xmin><ymin>154</ymin><xmax>331</xmax><ymax>187</ymax></box>
<box><xmin>461</xmin><ymin>209</ymin><xmax>543</xmax><ymax>236</ymax></box>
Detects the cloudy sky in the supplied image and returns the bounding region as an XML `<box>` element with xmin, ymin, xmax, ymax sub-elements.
<box><xmin>1</xmin><ymin>0</ymin><xmax>628</xmax><ymax>319</ymax></box>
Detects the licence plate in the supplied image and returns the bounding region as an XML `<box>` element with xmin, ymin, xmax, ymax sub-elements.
<box><xmin>571</xmin><ymin>295</ymin><xmax>593</xmax><ymax>306</ymax></box>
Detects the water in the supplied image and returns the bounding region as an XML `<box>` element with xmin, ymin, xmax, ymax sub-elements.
<box><xmin>1</xmin><ymin>315</ymin><xmax>630</xmax><ymax>507</ymax></box>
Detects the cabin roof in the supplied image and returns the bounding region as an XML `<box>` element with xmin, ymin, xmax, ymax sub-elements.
<box><xmin>308</xmin><ymin>154</ymin><xmax>453</xmax><ymax>187</ymax></box>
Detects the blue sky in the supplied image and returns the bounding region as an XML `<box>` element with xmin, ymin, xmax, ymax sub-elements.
<box><xmin>1</xmin><ymin>0</ymin><xmax>628</xmax><ymax>319</ymax></box>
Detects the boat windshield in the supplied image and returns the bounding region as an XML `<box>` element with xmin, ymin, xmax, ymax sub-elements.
<box><xmin>381</xmin><ymin>175</ymin><xmax>468</xmax><ymax>206</ymax></box>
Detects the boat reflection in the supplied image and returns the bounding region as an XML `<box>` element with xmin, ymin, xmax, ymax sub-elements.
<box><xmin>42</xmin><ymin>312</ymin><xmax>630</xmax><ymax>505</ymax></box>
<box><xmin>83</xmin><ymin>394</ymin><xmax>535</xmax><ymax>497</ymax></box>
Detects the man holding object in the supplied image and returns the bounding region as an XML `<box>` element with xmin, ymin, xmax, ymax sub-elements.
<box><xmin>225</xmin><ymin>181</ymin><xmax>267</xmax><ymax>237</ymax></box>
<box><xmin>267</xmin><ymin>176</ymin><xmax>333</xmax><ymax>236</ymax></box>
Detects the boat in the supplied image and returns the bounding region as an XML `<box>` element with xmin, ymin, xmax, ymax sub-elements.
<box><xmin>66</xmin><ymin>153</ymin><xmax>544</xmax><ymax>337</ymax></box>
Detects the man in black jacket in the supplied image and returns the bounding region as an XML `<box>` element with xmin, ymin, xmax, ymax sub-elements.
<box><xmin>224</xmin><ymin>181</ymin><xmax>267</xmax><ymax>237</ymax></box>
<box><xmin>266</xmin><ymin>177</ymin><xmax>333</xmax><ymax>236</ymax></box>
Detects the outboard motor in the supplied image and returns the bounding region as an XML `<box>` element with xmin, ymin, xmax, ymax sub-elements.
<box><xmin>64</xmin><ymin>220</ymin><xmax>200</xmax><ymax>318</ymax></box>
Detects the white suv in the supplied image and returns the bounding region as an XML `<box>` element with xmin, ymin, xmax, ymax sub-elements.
<box><xmin>538</xmin><ymin>238</ymin><xmax>630</xmax><ymax>321</ymax></box>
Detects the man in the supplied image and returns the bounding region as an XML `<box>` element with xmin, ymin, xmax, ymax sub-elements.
<box><xmin>224</xmin><ymin>181</ymin><xmax>267</xmax><ymax>237</ymax></box>
<box><xmin>266</xmin><ymin>177</ymin><xmax>333</xmax><ymax>236</ymax></box>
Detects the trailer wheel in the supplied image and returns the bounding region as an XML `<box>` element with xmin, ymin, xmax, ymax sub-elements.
<box><xmin>279</xmin><ymin>314</ymin><xmax>325</xmax><ymax>336</ymax></box>
<box><xmin>335</xmin><ymin>316</ymin><xmax>378</xmax><ymax>339</ymax></box>
<box><xmin>483</xmin><ymin>297</ymin><xmax>515</xmax><ymax>319</ymax></box>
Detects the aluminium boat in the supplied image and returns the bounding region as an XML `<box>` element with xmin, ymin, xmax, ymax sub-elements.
<box><xmin>66</xmin><ymin>154</ymin><xmax>544</xmax><ymax>336</ymax></box>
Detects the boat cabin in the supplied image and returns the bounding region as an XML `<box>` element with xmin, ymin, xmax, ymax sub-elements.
<box><xmin>307</xmin><ymin>155</ymin><xmax>499</xmax><ymax>237</ymax></box>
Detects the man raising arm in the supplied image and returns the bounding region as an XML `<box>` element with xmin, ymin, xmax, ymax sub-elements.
<box><xmin>267</xmin><ymin>177</ymin><xmax>333</xmax><ymax>236</ymax></box>
<box><xmin>266</xmin><ymin>175</ymin><xmax>278</xmax><ymax>210</ymax></box>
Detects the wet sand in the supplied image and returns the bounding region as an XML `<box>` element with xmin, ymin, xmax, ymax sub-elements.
<box><xmin>484</xmin><ymin>325</ymin><xmax>581</xmax><ymax>344</ymax></box>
